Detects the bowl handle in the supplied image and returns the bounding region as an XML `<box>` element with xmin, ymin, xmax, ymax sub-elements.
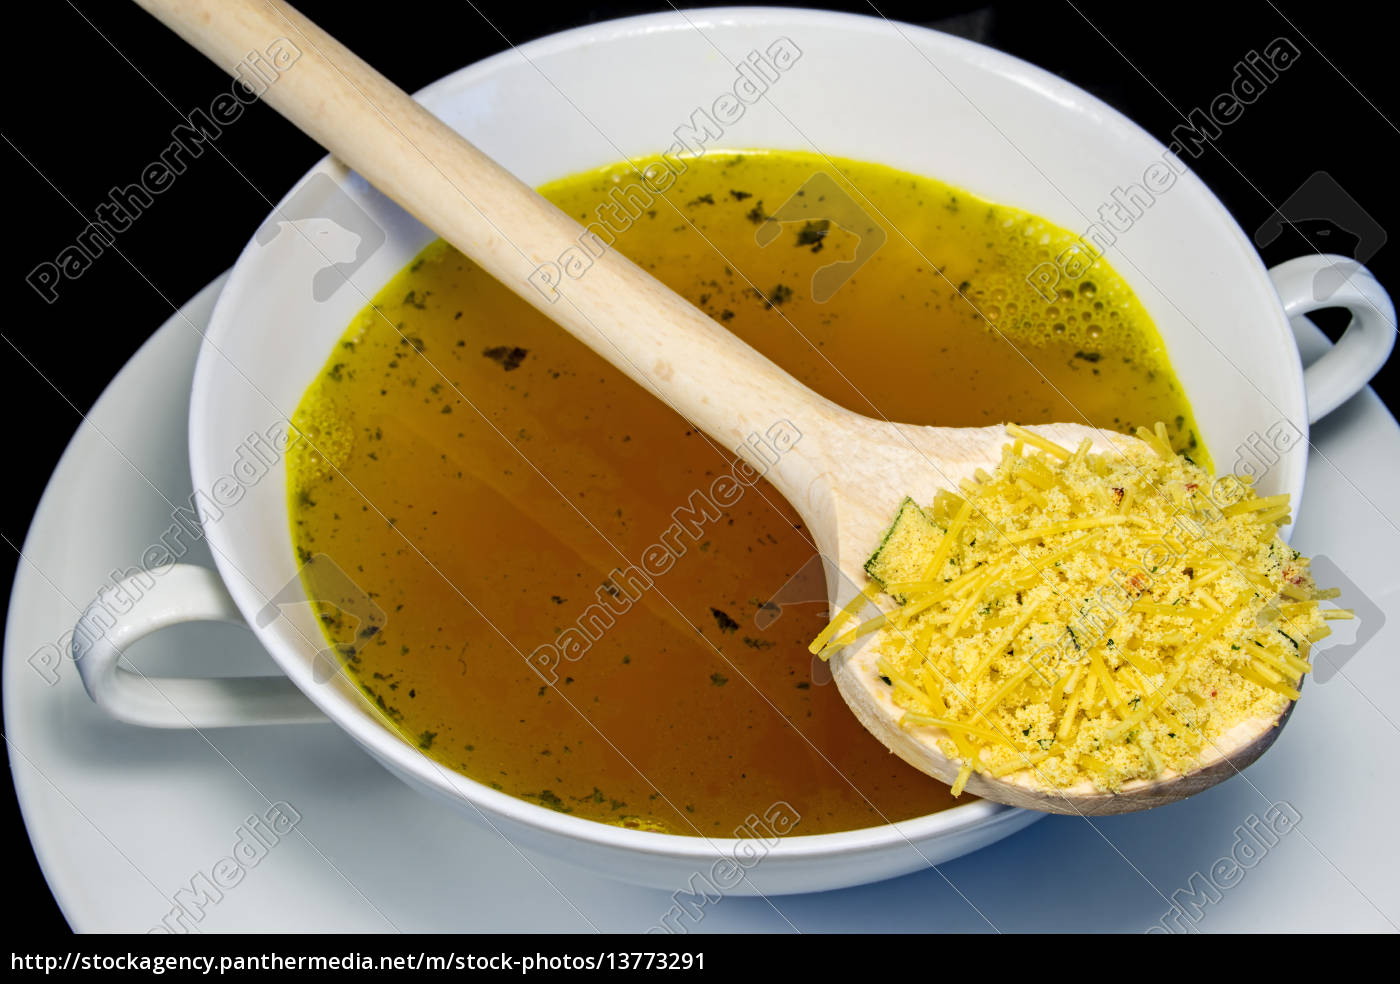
<box><xmin>73</xmin><ymin>564</ymin><xmax>325</xmax><ymax>728</ymax></box>
<box><xmin>1269</xmin><ymin>255</ymin><xmax>1395</xmax><ymax>423</ymax></box>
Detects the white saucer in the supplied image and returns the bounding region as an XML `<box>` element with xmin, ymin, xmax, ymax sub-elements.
<box><xmin>7</xmin><ymin>276</ymin><xmax>1399</xmax><ymax>932</ymax></box>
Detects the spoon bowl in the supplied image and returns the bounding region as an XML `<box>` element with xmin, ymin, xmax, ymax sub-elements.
<box><xmin>784</xmin><ymin>417</ymin><xmax>1297</xmax><ymax>816</ymax></box>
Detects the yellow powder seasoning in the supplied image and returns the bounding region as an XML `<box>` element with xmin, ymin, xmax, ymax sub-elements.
<box><xmin>813</xmin><ymin>424</ymin><xmax>1348</xmax><ymax>794</ymax></box>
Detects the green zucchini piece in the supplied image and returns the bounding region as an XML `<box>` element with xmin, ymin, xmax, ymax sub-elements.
<box><xmin>864</xmin><ymin>497</ymin><xmax>941</xmax><ymax>603</ymax></box>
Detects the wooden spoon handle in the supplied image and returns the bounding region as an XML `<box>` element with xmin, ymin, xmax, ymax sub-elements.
<box><xmin>134</xmin><ymin>0</ymin><xmax>836</xmax><ymax>487</ymax></box>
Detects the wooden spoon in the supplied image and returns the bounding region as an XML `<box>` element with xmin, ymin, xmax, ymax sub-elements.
<box><xmin>136</xmin><ymin>0</ymin><xmax>1293</xmax><ymax>815</ymax></box>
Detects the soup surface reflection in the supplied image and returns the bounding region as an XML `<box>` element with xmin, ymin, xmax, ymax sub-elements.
<box><xmin>288</xmin><ymin>150</ymin><xmax>1202</xmax><ymax>835</ymax></box>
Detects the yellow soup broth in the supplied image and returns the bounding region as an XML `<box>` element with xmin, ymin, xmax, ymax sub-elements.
<box><xmin>288</xmin><ymin>150</ymin><xmax>1203</xmax><ymax>836</ymax></box>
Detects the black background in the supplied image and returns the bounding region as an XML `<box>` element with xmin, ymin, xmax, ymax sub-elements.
<box><xmin>2</xmin><ymin>1</ymin><xmax>1394</xmax><ymax>935</ymax></box>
